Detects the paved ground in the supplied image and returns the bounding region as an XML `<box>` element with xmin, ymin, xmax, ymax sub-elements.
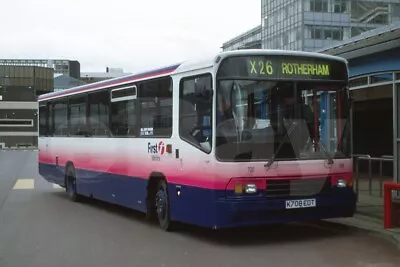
<box><xmin>1</xmin><ymin>151</ymin><xmax>400</xmax><ymax>267</ymax></box>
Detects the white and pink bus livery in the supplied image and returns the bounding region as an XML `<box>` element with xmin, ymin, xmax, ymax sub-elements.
<box><xmin>38</xmin><ymin>49</ymin><xmax>356</xmax><ymax>230</ymax></box>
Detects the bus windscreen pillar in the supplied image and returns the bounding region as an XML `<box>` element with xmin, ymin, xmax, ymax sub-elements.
<box><xmin>320</xmin><ymin>91</ymin><xmax>329</xmax><ymax>150</ymax></box>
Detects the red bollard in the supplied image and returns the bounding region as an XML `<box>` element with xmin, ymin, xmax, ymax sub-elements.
<box><xmin>384</xmin><ymin>182</ymin><xmax>400</xmax><ymax>229</ymax></box>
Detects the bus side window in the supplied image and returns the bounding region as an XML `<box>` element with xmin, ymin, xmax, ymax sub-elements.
<box><xmin>110</xmin><ymin>98</ymin><xmax>137</xmax><ymax>137</ymax></box>
<box><xmin>88</xmin><ymin>90</ymin><xmax>110</xmax><ymax>137</ymax></box>
<box><xmin>179</xmin><ymin>73</ymin><xmax>213</xmax><ymax>153</ymax></box>
<box><xmin>68</xmin><ymin>96</ymin><xmax>87</xmax><ymax>136</ymax></box>
<box><xmin>138</xmin><ymin>77</ymin><xmax>173</xmax><ymax>137</ymax></box>
<box><xmin>53</xmin><ymin>99</ymin><xmax>68</xmax><ymax>136</ymax></box>
<box><xmin>39</xmin><ymin>104</ymin><xmax>48</xmax><ymax>136</ymax></box>
<box><xmin>48</xmin><ymin>102</ymin><xmax>54</xmax><ymax>136</ymax></box>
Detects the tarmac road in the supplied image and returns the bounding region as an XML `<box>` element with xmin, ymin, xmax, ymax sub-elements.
<box><xmin>0</xmin><ymin>150</ymin><xmax>399</xmax><ymax>267</ymax></box>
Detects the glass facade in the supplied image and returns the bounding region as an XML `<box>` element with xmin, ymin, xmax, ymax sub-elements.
<box><xmin>262</xmin><ymin>0</ymin><xmax>303</xmax><ymax>51</ymax></box>
<box><xmin>262</xmin><ymin>0</ymin><xmax>400</xmax><ymax>51</ymax></box>
<box><xmin>222</xmin><ymin>26</ymin><xmax>262</xmax><ymax>51</ymax></box>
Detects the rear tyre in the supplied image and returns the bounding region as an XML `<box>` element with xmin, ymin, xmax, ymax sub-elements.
<box><xmin>66</xmin><ymin>166</ymin><xmax>80</xmax><ymax>202</ymax></box>
<box><xmin>155</xmin><ymin>179</ymin><xmax>175</xmax><ymax>231</ymax></box>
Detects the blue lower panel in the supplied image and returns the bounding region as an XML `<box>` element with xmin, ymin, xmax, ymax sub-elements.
<box><xmin>39</xmin><ymin>163</ymin><xmax>65</xmax><ymax>186</ymax></box>
<box><xmin>39</xmin><ymin>163</ymin><xmax>148</xmax><ymax>212</ymax></box>
<box><xmin>168</xmin><ymin>184</ymin><xmax>223</xmax><ymax>228</ymax></box>
<box><xmin>75</xmin><ymin>168</ymin><xmax>148</xmax><ymax>212</ymax></box>
<box><xmin>39</xmin><ymin>163</ymin><xmax>356</xmax><ymax>229</ymax></box>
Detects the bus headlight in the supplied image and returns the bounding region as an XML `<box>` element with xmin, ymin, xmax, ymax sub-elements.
<box><xmin>245</xmin><ymin>184</ymin><xmax>257</xmax><ymax>194</ymax></box>
<box><xmin>337</xmin><ymin>179</ymin><xmax>347</xmax><ymax>188</ymax></box>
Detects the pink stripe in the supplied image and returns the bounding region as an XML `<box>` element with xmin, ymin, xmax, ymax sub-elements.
<box><xmin>39</xmin><ymin>150</ymin><xmax>226</xmax><ymax>189</ymax></box>
<box><xmin>38</xmin><ymin>146</ymin><xmax>353</xmax><ymax>190</ymax></box>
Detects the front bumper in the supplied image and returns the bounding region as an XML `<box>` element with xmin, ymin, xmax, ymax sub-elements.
<box><xmin>213</xmin><ymin>188</ymin><xmax>356</xmax><ymax>229</ymax></box>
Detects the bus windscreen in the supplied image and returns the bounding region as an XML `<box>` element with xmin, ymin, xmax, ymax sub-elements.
<box><xmin>215</xmin><ymin>55</ymin><xmax>351</xmax><ymax>162</ymax></box>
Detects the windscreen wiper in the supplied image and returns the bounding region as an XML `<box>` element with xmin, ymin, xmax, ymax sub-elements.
<box><xmin>314</xmin><ymin>140</ymin><xmax>334</xmax><ymax>165</ymax></box>
<box><xmin>265</xmin><ymin>121</ymin><xmax>298</xmax><ymax>169</ymax></box>
<box><xmin>302</xmin><ymin>136</ymin><xmax>334</xmax><ymax>165</ymax></box>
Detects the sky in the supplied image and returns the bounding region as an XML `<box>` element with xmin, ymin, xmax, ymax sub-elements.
<box><xmin>0</xmin><ymin>0</ymin><xmax>260</xmax><ymax>73</ymax></box>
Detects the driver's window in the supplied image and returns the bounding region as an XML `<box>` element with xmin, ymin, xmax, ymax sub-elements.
<box><xmin>179</xmin><ymin>73</ymin><xmax>213</xmax><ymax>153</ymax></box>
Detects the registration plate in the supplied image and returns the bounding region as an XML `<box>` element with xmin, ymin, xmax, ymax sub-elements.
<box><xmin>285</xmin><ymin>199</ymin><xmax>316</xmax><ymax>209</ymax></box>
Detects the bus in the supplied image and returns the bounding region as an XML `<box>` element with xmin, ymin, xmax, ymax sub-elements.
<box><xmin>38</xmin><ymin>49</ymin><xmax>356</xmax><ymax>231</ymax></box>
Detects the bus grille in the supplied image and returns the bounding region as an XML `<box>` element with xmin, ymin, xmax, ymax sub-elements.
<box><xmin>265</xmin><ymin>177</ymin><xmax>331</xmax><ymax>198</ymax></box>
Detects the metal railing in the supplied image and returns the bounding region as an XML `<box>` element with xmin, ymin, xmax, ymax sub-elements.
<box><xmin>353</xmin><ymin>154</ymin><xmax>393</xmax><ymax>200</ymax></box>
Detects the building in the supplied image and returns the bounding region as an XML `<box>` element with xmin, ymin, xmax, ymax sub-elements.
<box><xmin>0</xmin><ymin>59</ymin><xmax>81</xmax><ymax>79</ymax></box>
<box><xmin>318</xmin><ymin>21</ymin><xmax>400</xmax><ymax>182</ymax></box>
<box><xmin>261</xmin><ymin>0</ymin><xmax>400</xmax><ymax>51</ymax></box>
<box><xmin>53</xmin><ymin>74</ymin><xmax>86</xmax><ymax>92</ymax></box>
<box><xmin>80</xmin><ymin>67</ymin><xmax>131</xmax><ymax>84</ymax></box>
<box><xmin>223</xmin><ymin>1</ymin><xmax>400</xmax><ymax>52</ymax></box>
<box><xmin>221</xmin><ymin>25</ymin><xmax>262</xmax><ymax>51</ymax></box>
<box><xmin>0</xmin><ymin>65</ymin><xmax>53</xmax><ymax>148</ymax></box>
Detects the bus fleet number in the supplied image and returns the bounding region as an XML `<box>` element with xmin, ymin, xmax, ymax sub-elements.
<box><xmin>250</xmin><ymin>60</ymin><xmax>274</xmax><ymax>75</ymax></box>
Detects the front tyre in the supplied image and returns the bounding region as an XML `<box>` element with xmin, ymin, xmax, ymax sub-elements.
<box><xmin>155</xmin><ymin>179</ymin><xmax>175</xmax><ymax>231</ymax></box>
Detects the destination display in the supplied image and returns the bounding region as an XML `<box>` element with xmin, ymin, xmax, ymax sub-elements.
<box><xmin>217</xmin><ymin>55</ymin><xmax>348</xmax><ymax>81</ymax></box>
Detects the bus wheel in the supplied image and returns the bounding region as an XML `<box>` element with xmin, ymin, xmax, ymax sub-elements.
<box><xmin>155</xmin><ymin>179</ymin><xmax>174</xmax><ymax>231</ymax></box>
<box><xmin>66</xmin><ymin>167</ymin><xmax>80</xmax><ymax>202</ymax></box>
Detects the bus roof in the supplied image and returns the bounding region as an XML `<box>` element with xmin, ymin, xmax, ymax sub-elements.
<box><xmin>38</xmin><ymin>49</ymin><xmax>347</xmax><ymax>102</ymax></box>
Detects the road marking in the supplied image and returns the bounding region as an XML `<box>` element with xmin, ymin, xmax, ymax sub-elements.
<box><xmin>13</xmin><ymin>179</ymin><xmax>35</xmax><ymax>190</ymax></box>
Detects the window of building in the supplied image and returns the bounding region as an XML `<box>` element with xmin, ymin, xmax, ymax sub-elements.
<box><xmin>296</xmin><ymin>27</ymin><xmax>302</xmax><ymax>39</ymax></box>
<box><xmin>69</xmin><ymin>96</ymin><xmax>87</xmax><ymax>136</ymax></box>
<box><xmin>39</xmin><ymin>104</ymin><xmax>48</xmax><ymax>136</ymax></box>
<box><xmin>324</xmin><ymin>29</ymin><xmax>332</xmax><ymax>39</ymax></box>
<box><xmin>311</xmin><ymin>0</ymin><xmax>328</xmax><ymax>12</ymax></box>
<box><xmin>288</xmin><ymin>2</ymin><xmax>295</xmax><ymax>15</ymax></box>
<box><xmin>370</xmin><ymin>14</ymin><xmax>388</xmax><ymax>24</ymax></box>
<box><xmin>88</xmin><ymin>90</ymin><xmax>110</xmax><ymax>136</ymax></box>
<box><xmin>392</xmin><ymin>3</ymin><xmax>400</xmax><ymax>19</ymax></box>
<box><xmin>351</xmin><ymin>27</ymin><xmax>365</xmax><ymax>37</ymax></box>
<box><xmin>284</xmin><ymin>6</ymin><xmax>289</xmax><ymax>18</ymax></box>
<box><xmin>370</xmin><ymin>73</ymin><xmax>393</xmax><ymax>84</ymax></box>
<box><xmin>349</xmin><ymin>76</ymin><xmax>368</xmax><ymax>88</ymax></box>
<box><xmin>283</xmin><ymin>33</ymin><xmax>289</xmax><ymax>45</ymax></box>
<box><xmin>289</xmin><ymin>28</ymin><xmax>296</xmax><ymax>43</ymax></box>
<box><xmin>331</xmin><ymin>28</ymin><xmax>343</xmax><ymax>40</ymax></box>
<box><xmin>333</xmin><ymin>0</ymin><xmax>347</xmax><ymax>13</ymax></box>
<box><xmin>262</xmin><ymin>0</ymin><xmax>266</xmax><ymax>7</ymax></box>
<box><xmin>138</xmin><ymin>77</ymin><xmax>173</xmax><ymax>137</ymax></box>
<box><xmin>312</xmin><ymin>28</ymin><xmax>323</xmax><ymax>39</ymax></box>
<box><xmin>310</xmin><ymin>26</ymin><xmax>343</xmax><ymax>40</ymax></box>
<box><xmin>179</xmin><ymin>74</ymin><xmax>212</xmax><ymax>153</ymax></box>
<box><xmin>53</xmin><ymin>99</ymin><xmax>68</xmax><ymax>136</ymax></box>
<box><xmin>0</xmin><ymin>119</ymin><xmax>32</xmax><ymax>127</ymax></box>
<box><xmin>273</xmin><ymin>37</ymin><xmax>280</xmax><ymax>48</ymax></box>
